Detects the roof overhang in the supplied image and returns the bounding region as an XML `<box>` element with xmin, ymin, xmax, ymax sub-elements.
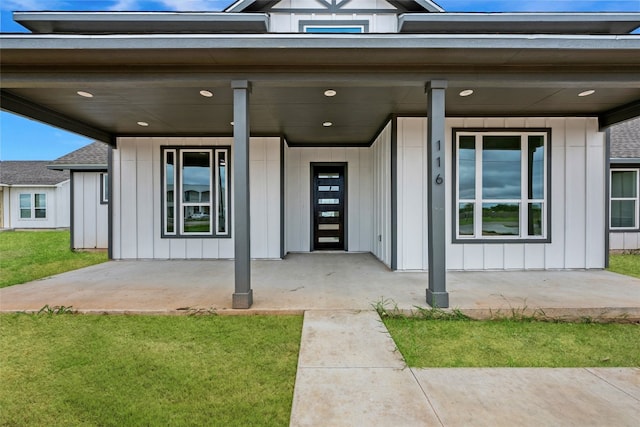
<box><xmin>47</xmin><ymin>164</ymin><xmax>107</xmax><ymax>171</ymax></box>
<box><xmin>1</xmin><ymin>33</ymin><xmax>639</xmax><ymax>145</ymax></box>
<box><xmin>399</xmin><ymin>13</ymin><xmax>640</xmax><ymax>34</ymax></box>
<box><xmin>13</xmin><ymin>12</ymin><xmax>269</xmax><ymax>34</ymax></box>
<box><xmin>225</xmin><ymin>0</ymin><xmax>444</xmax><ymax>13</ymax></box>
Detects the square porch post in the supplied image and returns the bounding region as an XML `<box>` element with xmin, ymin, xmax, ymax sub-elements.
<box><xmin>232</xmin><ymin>80</ymin><xmax>253</xmax><ymax>309</ymax></box>
<box><xmin>426</xmin><ymin>80</ymin><xmax>449</xmax><ymax>308</ymax></box>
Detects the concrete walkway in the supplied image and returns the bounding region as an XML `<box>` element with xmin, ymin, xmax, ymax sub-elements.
<box><xmin>290</xmin><ymin>310</ymin><xmax>640</xmax><ymax>427</ymax></box>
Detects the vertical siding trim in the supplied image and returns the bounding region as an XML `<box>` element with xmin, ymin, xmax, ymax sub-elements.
<box><xmin>69</xmin><ymin>171</ymin><xmax>75</xmax><ymax>250</ymax></box>
<box><xmin>107</xmin><ymin>145</ymin><xmax>113</xmax><ymax>259</ymax></box>
<box><xmin>605</xmin><ymin>128</ymin><xmax>611</xmax><ymax>267</ymax></box>
<box><xmin>390</xmin><ymin>116</ymin><xmax>398</xmax><ymax>270</ymax></box>
<box><xmin>280</xmin><ymin>137</ymin><xmax>286</xmax><ymax>258</ymax></box>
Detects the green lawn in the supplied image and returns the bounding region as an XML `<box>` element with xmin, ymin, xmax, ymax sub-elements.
<box><xmin>384</xmin><ymin>317</ymin><xmax>640</xmax><ymax>368</ymax></box>
<box><xmin>608</xmin><ymin>253</ymin><xmax>640</xmax><ymax>279</ymax></box>
<box><xmin>0</xmin><ymin>230</ymin><xmax>107</xmax><ymax>288</ymax></box>
<box><xmin>0</xmin><ymin>314</ymin><xmax>302</xmax><ymax>426</ymax></box>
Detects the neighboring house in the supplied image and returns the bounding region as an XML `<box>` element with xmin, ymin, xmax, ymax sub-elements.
<box><xmin>0</xmin><ymin>161</ymin><xmax>70</xmax><ymax>229</ymax></box>
<box><xmin>1</xmin><ymin>0</ymin><xmax>640</xmax><ymax>307</ymax></box>
<box><xmin>609</xmin><ymin>117</ymin><xmax>640</xmax><ymax>251</ymax></box>
<box><xmin>49</xmin><ymin>141</ymin><xmax>109</xmax><ymax>250</ymax></box>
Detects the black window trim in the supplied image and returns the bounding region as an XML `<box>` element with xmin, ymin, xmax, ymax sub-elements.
<box><xmin>451</xmin><ymin>127</ymin><xmax>552</xmax><ymax>244</ymax></box>
<box><xmin>160</xmin><ymin>145</ymin><xmax>231</xmax><ymax>239</ymax></box>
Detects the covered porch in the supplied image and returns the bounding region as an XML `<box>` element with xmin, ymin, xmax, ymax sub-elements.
<box><xmin>1</xmin><ymin>253</ymin><xmax>639</xmax><ymax>320</ymax></box>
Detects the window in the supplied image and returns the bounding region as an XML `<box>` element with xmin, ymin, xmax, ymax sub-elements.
<box><xmin>100</xmin><ymin>173</ymin><xmax>109</xmax><ymax>204</ymax></box>
<box><xmin>300</xmin><ymin>20</ymin><xmax>368</xmax><ymax>33</ymax></box>
<box><xmin>19</xmin><ymin>193</ymin><xmax>46</xmax><ymax>219</ymax></box>
<box><xmin>454</xmin><ymin>129</ymin><xmax>550</xmax><ymax>241</ymax></box>
<box><xmin>610</xmin><ymin>169</ymin><xmax>639</xmax><ymax>229</ymax></box>
<box><xmin>162</xmin><ymin>147</ymin><xmax>230</xmax><ymax>237</ymax></box>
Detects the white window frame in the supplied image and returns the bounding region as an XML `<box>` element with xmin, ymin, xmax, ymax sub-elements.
<box><xmin>19</xmin><ymin>193</ymin><xmax>47</xmax><ymax>220</ymax></box>
<box><xmin>161</xmin><ymin>146</ymin><xmax>230</xmax><ymax>238</ymax></box>
<box><xmin>454</xmin><ymin>130</ymin><xmax>549</xmax><ymax>242</ymax></box>
<box><xmin>610</xmin><ymin>168</ymin><xmax>639</xmax><ymax>230</ymax></box>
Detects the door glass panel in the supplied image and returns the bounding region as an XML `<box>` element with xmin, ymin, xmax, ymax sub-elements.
<box><xmin>528</xmin><ymin>136</ymin><xmax>545</xmax><ymax>200</ymax></box>
<box><xmin>318</xmin><ymin>237</ymin><xmax>340</xmax><ymax>243</ymax></box>
<box><xmin>318</xmin><ymin>224</ymin><xmax>340</xmax><ymax>230</ymax></box>
<box><xmin>182</xmin><ymin>151</ymin><xmax>210</xmax><ymax>203</ymax></box>
<box><xmin>165</xmin><ymin>151</ymin><xmax>175</xmax><ymax>233</ymax></box>
<box><xmin>320</xmin><ymin>211</ymin><xmax>340</xmax><ymax>217</ymax></box>
<box><xmin>318</xmin><ymin>173</ymin><xmax>339</xmax><ymax>178</ymax></box>
<box><xmin>318</xmin><ymin>185</ymin><xmax>339</xmax><ymax>191</ymax></box>
<box><xmin>482</xmin><ymin>203</ymin><xmax>520</xmax><ymax>236</ymax></box>
<box><xmin>217</xmin><ymin>151</ymin><xmax>227</xmax><ymax>234</ymax></box>
<box><xmin>319</xmin><ymin>199</ymin><xmax>339</xmax><ymax>204</ymax></box>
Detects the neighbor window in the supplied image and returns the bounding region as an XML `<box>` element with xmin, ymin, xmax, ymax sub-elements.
<box><xmin>610</xmin><ymin>169</ymin><xmax>639</xmax><ymax>229</ymax></box>
<box><xmin>162</xmin><ymin>147</ymin><xmax>230</xmax><ymax>237</ymax></box>
<box><xmin>100</xmin><ymin>173</ymin><xmax>109</xmax><ymax>204</ymax></box>
<box><xmin>454</xmin><ymin>129</ymin><xmax>549</xmax><ymax>241</ymax></box>
<box><xmin>19</xmin><ymin>193</ymin><xmax>46</xmax><ymax>219</ymax></box>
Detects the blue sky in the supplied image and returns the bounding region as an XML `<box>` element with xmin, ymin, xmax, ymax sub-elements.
<box><xmin>1</xmin><ymin>0</ymin><xmax>639</xmax><ymax>160</ymax></box>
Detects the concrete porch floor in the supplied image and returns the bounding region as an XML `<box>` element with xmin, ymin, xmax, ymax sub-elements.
<box><xmin>1</xmin><ymin>253</ymin><xmax>640</xmax><ymax>319</ymax></box>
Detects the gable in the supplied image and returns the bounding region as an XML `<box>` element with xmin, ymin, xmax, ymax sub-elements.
<box><xmin>226</xmin><ymin>0</ymin><xmax>444</xmax><ymax>13</ymax></box>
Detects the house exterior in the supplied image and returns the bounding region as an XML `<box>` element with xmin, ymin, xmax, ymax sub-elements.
<box><xmin>49</xmin><ymin>141</ymin><xmax>109</xmax><ymax>250</ymax></box>
<box><xmin>609</xmin><ymin>117</ymin><xmax>640</xmax><ymax>251</ymax></box>
<box><xmin>0</xmin><ymin>161</ymin><xmax>70</xmax><ymax>229</ymax></box>
<box><xmin>1</xmin><ymin>0</ymin><xmax>640</xmax><ymax>307</ymax></box>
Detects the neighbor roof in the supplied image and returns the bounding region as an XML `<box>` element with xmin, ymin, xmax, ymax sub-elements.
<box><xmin>610</xmin><ymin>117</ymin><xmax>640</xmax><ymax>160</ymax></box>
<box><xmin>0</xmin><ymin>161</ymin><xmax>70</xmax><ymax>185</ymax></box>
<box><xmin>49</xmin><ymin>141</ymin><xmax>108</xmax><ymax>171</ymax></box>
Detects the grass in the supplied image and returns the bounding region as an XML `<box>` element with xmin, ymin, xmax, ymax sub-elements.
<box><xmin>608</xmin><ymin>253</ymin><xmax>640</xmax><ymax>279</ymax></box>
<box><xmin>384</xmin><ymin>316</ymin><xmax>640</xmax><ymax>368</ymax></box>
<box><xmin>0</xmin><ymin>313</ymin><xmax>302</xmax><ymax>426</ymax></box>
<box><xmin>0</xmin><ymin>230</ymin><xmax>107</xmax><ymax>288</ymax></box>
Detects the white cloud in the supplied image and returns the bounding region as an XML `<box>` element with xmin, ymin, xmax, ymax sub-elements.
<box><xmin>107</xmin><ymin>0</ymin><xmax>141</xmax><ymax>10</ymax></box>
<box><xmin>2</xmin><ymin>0</ymin><xmax>63</xmax><ymax>10</ymax></box>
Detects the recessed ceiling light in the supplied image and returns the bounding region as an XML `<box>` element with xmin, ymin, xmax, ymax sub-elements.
<box><xmin>77</xmin><ymin>91</ymin><xmax>93</xmax><ymax>98</ymax></box>
<box><xmin>230</xmin><ymin>121</ymin><xmax>234</xmax><ymax>126</ymax></box>
<box><xmin>324</xmin><ymin>89</ymin><xmax>337</xmax><ymax>97</ymax></box>
<box><xmin>578</xmin><ymin>90</ymin><xmax>595</xmax><ymax>97</ymax></box>
<box><xmin>323</xmin><ymin>121</ymin><xmax>333</xmax><ymax>127</ymax></box>
<box><xmin>137</xmin><ymin>121</ymin><xmax>149</xmax><ymax>127</ymax></box>
<box><xmin>200</xmin><ymin>90</ymin><xmax>214</xmax><ymax>97</ymax></box>
<box><xmin>459</xmin><ymin>89</ymin><xmax>474</xmax><ymax>97</ymax></box>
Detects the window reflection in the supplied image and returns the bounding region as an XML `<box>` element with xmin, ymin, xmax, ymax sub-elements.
<box><xmin>482</xmin><ymin>136</ymin><xmax>521</xmax><ymax>200</ymax></box>
<box><xmin>459</xmin><ymin>136</ymin><xmax>475</xmax><ymax>200</ymax></box>
<box><xmin>482</xmin><ymin>203</ymin><xmax>520</xmax><ymax>236</ymax></box>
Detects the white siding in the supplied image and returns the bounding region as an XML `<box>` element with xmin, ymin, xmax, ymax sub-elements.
<box><xmin>269</xmin><ymin>0</ymin><xmax>397</xmax><ymax>32</ymax></box>
<box><xmin>395</xmin><ymin>116</ymin><xmax>606</xmax><ymax>271</ymax></box>
<box><xmin>6</xmin><ymin>183</ymin><xmax>69</xmax><ymax>229</ymax></box>
<box><xmin>72</xmin><ymin>172</ymin><xmax>108</xmax><ymax>249</ymax></box>
<box><xmin>372</xmin><ymin>121</ymin><xmax>392</xmax><ymax>266</ymax></box>
<box><xmin>112</xmin><ymin>137</ymin><xmax>281</xmax><ymax>260</ymax></box>
<box><xmin>284</xmin><ymin>144</ymin><xmax>373</xmax><ymax>252</ymax></box>
<box><xmin>609</xmin><ymin>232</ymin><xmax>640</xmax><ymax>250</ymax></box>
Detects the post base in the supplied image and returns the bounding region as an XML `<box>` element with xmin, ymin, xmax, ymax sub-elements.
<box><xmin>426</xmin><ymin>290</ymin><xmax>449</xmax><ymax>308</ymax></box>
<box><xmin>232</xmin><ymin>290</ymin><xmax>253</xmax><ymax>309</ymax></box>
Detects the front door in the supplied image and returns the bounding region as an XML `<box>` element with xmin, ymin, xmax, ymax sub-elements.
<box><xmin>312</xmin><ymin>164</ymin><xmax>346</xmax><ymax>250</ymax></box>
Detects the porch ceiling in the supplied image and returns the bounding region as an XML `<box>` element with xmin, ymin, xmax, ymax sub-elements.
<box><xmin>1</xmin><ymin>34</ymin><xmax>640</xmax><ymax>145</ymax></box>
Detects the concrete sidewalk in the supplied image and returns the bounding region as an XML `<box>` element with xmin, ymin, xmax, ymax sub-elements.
<box><xmin>290</xmin><ymin>310</ymin><xmax>640</xmax><ymax>427</ymax></box>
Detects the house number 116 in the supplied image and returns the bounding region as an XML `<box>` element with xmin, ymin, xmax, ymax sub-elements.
<box><xmin>435</xmin><ymin>140</ymin><xmax>443</xmax><ymax>185</ymax></box>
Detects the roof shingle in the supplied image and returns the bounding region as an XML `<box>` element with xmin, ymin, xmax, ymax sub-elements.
<box><xmin>610</xmin><ymin>117</ymin><xmax>640</xmax><ymax>159</ymax></box>
<box><xmin>49</xmin><ymin>141</ymin><xmax>108</xmax><ymax>170</ymax></box>
<box><xmin>0</xmin><ymin>161</ymin><xmax>70</xmax><ymax>186</ymax></box>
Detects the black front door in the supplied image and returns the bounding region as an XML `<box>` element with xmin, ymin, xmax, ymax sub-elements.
<box><xmin>312</xmin><ymin>165</ymin><xmax>346</xmax><ymax>250</ymax></box>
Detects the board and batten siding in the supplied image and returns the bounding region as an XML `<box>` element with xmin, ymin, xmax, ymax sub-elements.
<box><xmin>396</xmin><ymin>117</ymin><xmax>606</xmax><ymax>271</ymax></box>
<box><xmin>112</xmin><ymin>137</ymin><xmax>280</xmax><ymax>260</ymax></box>
<box><xmin>609</xmin><ymin>232</ymin><xmax>640</xmax><ymax>250</ymax></box>
<box><xmin>72</xmin><ymin>172</ymin><xmax>108</xmax><ymax>249</ymax></box>
<box><xmin>269</xmin><ymin>0</ymin><xmax>397</xmax><ymax>33</ymax></box>
<box><xmin>284</xmin><ymin>144</ymin><xmax>373</xmax><ymax>253</ymax></box>
<box><xmin>371</xmin><ymin>121</ymin><xmax>392</xmax><ymax>267</ymax></box>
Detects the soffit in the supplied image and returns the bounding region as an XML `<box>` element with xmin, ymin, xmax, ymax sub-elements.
<box><xmin>1</xmin><ymin>34</ymin><xmax>639</xmax><ymax>145</ymax></box>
